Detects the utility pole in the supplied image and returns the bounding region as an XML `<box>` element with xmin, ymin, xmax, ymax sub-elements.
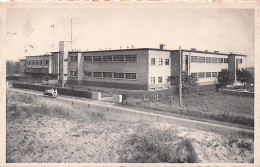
<box><xmin>179</xmin><ymin>45</ymin><xmax>182</xmax><ymax>106</ymax></box>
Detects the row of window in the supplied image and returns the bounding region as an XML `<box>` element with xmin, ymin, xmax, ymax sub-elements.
<box><xmin>191</xmin><ymin>56</ymin><xmax>229</xmax><ymax>63</ymax></box>
<box><xmin>74</xmin><ymin>55</ymin><xmax>137</xmax><ymax>62</ymax></box>
<box><xmin>191</xmin><ymin>72</ymin><xmax>219</xmax><ymax>78</ymax></box>
<box><xmin>150</xmin><ymin>76</ymin><xmax>170</xmax><ymax>84</ymax></box>
<box><xmin>25</xmin><ymin>68</ymin><xmax>48</xmax><ymax>73</ymax></box>
<box><xmin>151</xmin><ymin>58</ymin><xmax>170</xmax><ymax>66</ymax></box>
<box><xmin>70</xmin><ymin>71</ymin><xmax>137</xmax><ymax>80</ymax></box>
<box><xmin>26</xmin><ymin>60</ymin><xmax>49</xmax><ymax>65</ymax></box>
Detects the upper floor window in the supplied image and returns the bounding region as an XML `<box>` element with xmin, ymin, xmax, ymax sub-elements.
<box><xmin>113</xmin><ymin>55</ymin><xmax>124</xmax><ymax>62</ymax></box>
<box><xmin>151</xmin><ymin>77</ymin><xmax>155</xmax><ymax>83</ymax></box>
<box><xmin>93</xmin><ymin>56</ymin><xmax>102</xmax><ymax>62</ymax></box>
<box><xmin>191</xmin><ymin>56</ymin><xmax>198</xmax><ymax>62</ymax></box>
<box><xmin>158</xmin><ymin>77</ymin><xmax>162</xmax><ymax>83</ymax></box>
<box><xmin>103</xmin><ymin>55</ymin><xmax>112</xmax><ymax>62</ymax></box>
<box><xmin>45</xmin><ymin>60</ymin><xmax>49</xmax><ymax>65</ymax></box>
<box><xmin>70</xmin><ymin>56</ymin><xmax>78</xmax><ymax>62</ymax></box>
<box><xmin>165</xmin><ymin>59</ymin><xmax>170</xmax><ymax>65</ymax></box>
<box><xmin>158</xmin><ymin>58</ymin><xmax>163</xmax><ymax>65</ymax></box>
<box><xmin>151</xmin><ymin>58</ymin><xmax>155</xmax><ymax>65</ymax></box>
<box><xmin>237</xmin><ymin>59</ymin><xmax>243</xmax><ymax>64</ymax></box>
<box><xmin>199</xmin><ymin>56</ymin><xmax>205</xmax><ymax>63</ymax></box>
<box><xmin>218</xmin><ymin>58</ymin><xmax>223</xmax><ymax>63</ymax></box>
<box><xmin>224</xmin><ymin>58</ymin><xmax>229</xmax><ymax>63</ymax></box>
<box><xmin>36</xmin><ymin>61</ymin><xmax>38</xmax><ymax>65</ymax></box>
<box><xmin>125</xmin><ymin>73</ymin><xmax>137</xmax><ymax>80</ymax></box>
<box><xmin>166</xmin><ymin>76</ymin><xmax>170</xmax><ymax>82</ymax></box>
<box><xmin>212</xmin><ymin>57</ymin><xmax>218</xmax><ymax>63</ymax></box>
<box><xmin>113</xmin><ymin>72</ymin><xmax>124</xmax><ymax>79</ymax></box>
<box><xmin>125</xmin><ymin>55</ymin><xmax>137</xmax><ymax>62</ymax></box>
<box><xmin>70</xmin><ymin>71</ymin><xmax>77</xmax><ymax>77</ymax></box>
<box><xmin>39</xmin><ymin>60</ymin><xmax>42</xmax><ymax>65</ymax></box>
<box><xmin>84</xmin><ymin>56</ymin><xmax>92</xmax><ymax>62</ymax></box>
<box><xmin>206</xmin><ymin>57</ymin><xmax>212</xmax><ymax>63</ymax></box>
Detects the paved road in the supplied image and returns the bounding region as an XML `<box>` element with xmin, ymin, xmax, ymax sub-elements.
<box><xmin>7</xmin><ymin>87</ymin><xmax>254</xmax><ymax>138</ymax></box>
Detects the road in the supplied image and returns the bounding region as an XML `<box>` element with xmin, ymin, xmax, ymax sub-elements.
<box><xmin>7</xmin><ymin>87</ymin><xmax>254</xmax><ymax>138</ymax></box>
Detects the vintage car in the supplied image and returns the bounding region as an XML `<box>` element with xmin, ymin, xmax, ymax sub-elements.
<box><xmin>43</xmin><ymin>88</ymin><xmax>58</xmax><ymax>98</ymax></box>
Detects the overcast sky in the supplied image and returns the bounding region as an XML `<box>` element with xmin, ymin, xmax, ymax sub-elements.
<box><xmin>6</xmin><ymin>7</ymin><xmax>254</xmax><ymax>66</ymax></box>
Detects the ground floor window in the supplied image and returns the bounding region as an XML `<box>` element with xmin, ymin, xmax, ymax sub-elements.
<box><xmin>198</xmin><ymin>72</ymin><xmax>205</xmax><ymax>78</ymax></box>
<box><xmin>206</xmin><ymin>72</ymin><xmax>211</xmax><ymax>78</ymax></box>
<box><xmin>113</xmin><ymin>72</ymin><xmax>124</xmax><ymax>79</ymax></box>
<box><xmin>84</xmin><ymin>71</ymin><xmax>92</xmax><ymax>77</ymax></box>
<box><xmin>93</xmin><ymin>72</ymin><xmax>102</xmax><ymax>77</ymax></box>
<box><xmin>103</xmin><ymin>72</ymin><xmax>113</xmax><ymax>78</ymax></box>
<box><xmin>158</xmin><ymin>77</ymin><xmax>162</xmax><ymax>83</ymax></box>
<box><xmin>212</xmin><ymin>72</ymin><xmax>218</xmax><ymax>77</ymax></box>
<box><xmin>151</xmin><ymin>77</ymin><xmax>155</xmax><ymax>83</ymax></box>
<box><xmin>70</xmin><ymin>71</ymin><xmax>77</xmax><ymax>77</ymax></box>
<box><xmin>125</xmin><ymin>73</ymin><xmax>137</xmax><ymax>80</ymax></box>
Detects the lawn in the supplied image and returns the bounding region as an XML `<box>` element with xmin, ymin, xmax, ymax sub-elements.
<box><xmin>122</xmin><ymin>91</ymin><xmax>254</xmax><ymax>128</ymax></box>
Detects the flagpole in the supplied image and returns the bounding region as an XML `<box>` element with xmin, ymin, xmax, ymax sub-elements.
<box><xmin>179</xmin><ymin>45</ymin><xmax>182</xmax><ymax>106</ymax></box>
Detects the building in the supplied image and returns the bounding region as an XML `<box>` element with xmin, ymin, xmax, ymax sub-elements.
<box><xmin>20</xmin><ymin>41</ymin><xmax>247</xmax><ymax>91</ymax></box>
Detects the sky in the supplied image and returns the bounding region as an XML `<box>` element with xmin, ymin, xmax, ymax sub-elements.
<box><xmin>5</xmin><ymin>7</ymin><xmax>255</xmax><ymax>66</ymax></box>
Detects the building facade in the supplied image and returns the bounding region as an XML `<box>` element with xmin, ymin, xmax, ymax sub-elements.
<box><xmin>20</xmin><ymin>42</ymin><xmax>247</xmax><ymax>91</ymax></box>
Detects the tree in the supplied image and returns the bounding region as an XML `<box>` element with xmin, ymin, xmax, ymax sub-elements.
<box><xmin>182</xmin><ymin>73</ymin><xmax>198</xmax><ymax>94</ymax></box>
<box><xmin>6</xmin><ymin>60</ymin><xmax>20</xmax><ymax>75</ymax></box>
<box><xmin>217</xmin><ymin>69</ymin><xmax>234</xmax><ymax>87</ymax></box>
<box><xmin>236</xmin><ymin>68</ymin><xmax>253</xmax><ymax>88</ymax></box>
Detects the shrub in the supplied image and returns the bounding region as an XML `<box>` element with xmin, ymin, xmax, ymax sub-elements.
<box><xmin>119</xmin><ymin>126</ymin><xmax>197</xmax><ymax>163</ymax></box>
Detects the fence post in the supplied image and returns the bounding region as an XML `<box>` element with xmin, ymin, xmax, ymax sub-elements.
<box><xmin>72</xmin><ymin>101</ymin><xmax>73</xmax><ymax>106</ymax></box>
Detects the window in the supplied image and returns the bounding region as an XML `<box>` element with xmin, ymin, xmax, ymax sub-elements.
<box><xmin>218</xmin><ymin>58</ymin><xmax>223</xmax><ymax>63</ymax></box>
<box><xmin>32</xmin><ymin>60</ymin><xmax>35</xmax><ymax>65</ymax></box>
<box><xmin>165</xmin><ymin>59</ymin><xmax>170</xmax><ymax>65</ymax></box>
<box><xmin>45</xmin><ymin>60</ymin><xmax>49</xmax><ymax>65</ymax></box>
<box><xmin>70</xmin><ymin>71</ymin><xmax>77</xmax><ymax>77</ymax></box>
<box><xmin>36</xmin><ymin>61</ymin><xmax>38</xmax><ymax>65</ymax></box>
<box><xmin>125</xmin><ymin>73</ymin><xmax>137</xmax><ymax>79</ymax></box>
<box><xmin>191</xmin><ymin>56</ymin><xmax>198</xmax><ymax>62</ymax></box>
<box><xmin>206</xmin><ymin>72</ymin><xmax>211</xmax><ymax>78</ymax></box>
<box><xmin>212</xmin><ymin>72</ymin><xmax>218</xmax><ymax>77</ymax></box>
<box><xmin>191</xmin><ymin>73</ymin><xmax>198</xmax><ymax>78</ymax></box>
<box><xmin>198</xmin><ymin>72</ymin><xmax>205</xmax><ymax>78</ymax></box>
<box><xmin>158</xmin><ymin>87</ymin><xmax>163</xmax><ymax>90</ymax></box>
<box><xmin>166</xmin><ymin>76</ymin><xmax>170</xmax><ymax>82</ymax></box>
<box><xmin>84</xmin><ymin>56</ymin><xmax>92</xmax><ymax>62</ymax></box>
<box><xmin>39</xmin><ymin>60</ymin><xmax>42</xmax><ymax>65</ymax></box>
<box><xmin>28</xmin><ymin>61</ymin><xmax>31</xmax><ymax>65</ymax></box>
<box><xmin>113</xmin><ymin>72</ymin><xmax>124</xmax><ymax>79</ymax></box>
<box><xmin>199</xmin><ymin>56</ymin><xmax>205</xmax><ymax>63</ymax></box>
<box><xmin>151</xmin><ymin>77</ymin><xmax>155</xmax><ymax>83</ymax></box>
<box><xmin>158</xmin><ymin>58</ymin><xmax>163</xmax><ymax>65</ymax></box>
<box><xmin>206</xmin><ymin>57</ymin><xmax>212</xmax><ymax>63</ymax></box>
<box><xmin>113</xmin><ymin>55</ymin><xmax>124</xmax><ymax>62</ymax></box>
<box><xmin>238</xmin><ymin>59</ymin><xmax>243</xmax><ymax>64</ymax></box>
<box><xmin>125</xmin><ymin>55</ymin><xmax>137</xmax><ymax>62</ymax></box>
<box><xmin>103</xmin><ymin>72</ymin><xmax>112</xmax><ymax>78</ymax></box>
<box><xmin>70</xmin><ymin>56</ymin><xmax>78</xmax><ymax>62</ymax></box>
<box><xmin>158</xmin><ymin>77</ymin><xmax>162</xmax><ymax>83</ymax></box>
<box><xmin>103</xmin><ymin>55</ymin><xmax>112</xmax><ymax>62</ymax></box>
<box><xmin>151</xmin><ymin>58</ymin><xmax>155</xmax><ymax>65</ymax></box>
<box><xmin>93</xmin><ymin>56</ymin><xmax>102</xmax><ymax>62</ymax></box>
<box><xmin>224</xmin><ymin>58</ymin><xmax>229</xmax><ymax>63</ymax></box>
<box><xmin>84</xmin><ymin>71</ymin><xmax>92</xmax><ymax>77</ymax></box>
<box><xmin>212</xmin><ymin>57</ymin><xmax>218</xmax><ymax>63</ymax></box>
<box><xmin>93</xmin><ymin>72</ymin><xmax>102</xmax><ymax>77</ymax></box>
<box><xmin>150</xmin><ymin>88</ymin><xmax>156</xmax><ymax>91</ymax></box>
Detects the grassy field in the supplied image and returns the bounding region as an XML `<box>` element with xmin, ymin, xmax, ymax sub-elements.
<box><xmin>6</xmin><ymin>92</ymin><xmax>254</xmax><ymax>163</ymax></box>
<box><xmin>122</xmin><ymin>91</ymin><xmax>254</xmax><ymax>128</ymax></box>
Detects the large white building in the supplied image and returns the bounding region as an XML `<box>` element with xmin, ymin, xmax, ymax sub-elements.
<box><xmin>20</xmin><ymin>42</ymin><xmax>247</xmax><ymax>91</ymax></box>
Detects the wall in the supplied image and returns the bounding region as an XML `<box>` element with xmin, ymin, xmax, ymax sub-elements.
<box><xmin>81</xmin><ymin>49</ymin><xmax>149</xmax><ymax>89</ymax></box>
<box><xmin>148</xmin><ymin>50</ymin><xmax>171</xmax><ymax>90</ymax></box>
<box><xmin>19</xmin><ymin>60</ymin><xmax>26</xmax><ymax>77</ymax></box>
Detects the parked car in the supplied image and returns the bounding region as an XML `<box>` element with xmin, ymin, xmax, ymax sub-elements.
<box><xmin>43</xmin><ymin>88</ymin><xmax>58</xmax><ymax>98</ymax></box>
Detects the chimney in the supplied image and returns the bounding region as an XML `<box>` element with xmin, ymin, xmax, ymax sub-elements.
<box><xmin>160</xmin><ymin>44</ymin><xmax>165</xmax><ymax>50</ymax></box>
<box><xmin>205</xmin><ymin>50</ymin><xmax>208</xmax><ymax>52</ymax></box>
<box><xmin>191</xmin><ymin>48</ymin><xmax>196</xmax><ymax>51</ymax></box>
<box><xmin>230</xmin><ymin>52</ymin><xmax>233</xmax><ymax>54</ymax></box>
<box><xmin>214</xmin><ymin>51</ymin><xmax>219</xmax><ymax>53</ymax></box>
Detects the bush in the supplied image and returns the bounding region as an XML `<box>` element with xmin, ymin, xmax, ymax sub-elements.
<box><xmin>119</xmin><ymin>126</ymin><xmax>197</xmax><ymax>163</ymax></box>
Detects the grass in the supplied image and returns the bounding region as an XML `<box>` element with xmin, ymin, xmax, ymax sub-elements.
<box><xmin>119</xmin><ymin>125</ymin><xmax>197</xmax><ymax>163</ymax></box>
<box><xmin>122</xmin><ymin>91</ymin><xmax>254</xmax><ymax>128</ymax></box>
